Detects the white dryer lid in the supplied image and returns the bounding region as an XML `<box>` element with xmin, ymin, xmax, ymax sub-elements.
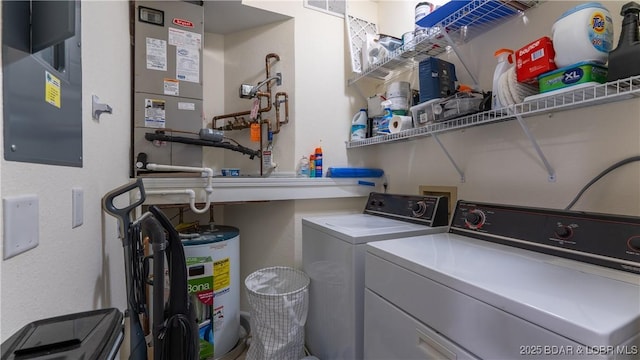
<box><xmin>302</xmin><ymin>214</ymin><xmax>446</xmax><ymax>244</ymax></box>
<box><xmin>367</xmin><ymin>233</ymin><xmax>640</xmax><ymax>346</ymax></box>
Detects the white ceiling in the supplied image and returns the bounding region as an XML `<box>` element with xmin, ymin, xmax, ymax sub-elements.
<box><xmin>203</xmin><ymin>0</ymin><xmax>291</xmax><ymax>34</ymax></box>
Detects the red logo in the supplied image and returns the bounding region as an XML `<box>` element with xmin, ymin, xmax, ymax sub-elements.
<box><xmin>173</xmin><ymin>18</ymin><xmax>194</xmax><ymax>28</ymax></box>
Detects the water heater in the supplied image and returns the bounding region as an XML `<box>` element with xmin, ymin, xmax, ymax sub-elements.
<box><xmin>132</xmin><ymin>1</ymin><xmax>204</xmax><ymax>174</ymax></box>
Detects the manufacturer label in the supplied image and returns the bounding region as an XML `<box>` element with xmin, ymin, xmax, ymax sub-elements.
<box><xmin>173</xmin><ymin>18</ymin><xmax>194</xmax><ymax>28</ymax></box>
<box><xmin>588</xmin><ymin>11</ymin><xmax>613</xmax><ymax>53</ymax></box>
<box><xmin>562</xmin><ymin>68</ymin><xmax>584</xmax><ymax>84</ymax></box>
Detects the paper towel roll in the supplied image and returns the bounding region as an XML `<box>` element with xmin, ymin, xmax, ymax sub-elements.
<box><xmin>389</xmin><ymin>115</ymin><xmax>413</xmax><ymax>133</ymax></box>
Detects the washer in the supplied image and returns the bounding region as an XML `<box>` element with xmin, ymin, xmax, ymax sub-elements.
<box><xmin>364</xmin><ymin>200</ymin><xmax>640</xmax><ymax>359</ymax></box>
<box><xmin>302</xmin><ymin>192</ymin><xmax>449</xmax><ymax>360</ymax></box>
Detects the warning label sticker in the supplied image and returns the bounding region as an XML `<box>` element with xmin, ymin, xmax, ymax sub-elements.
<box><xmin>214</xmin><ymin>257</ymin><xmax>231</xmax><ymax>291</ymax></box>
<box><xmin>144</xmin><ymin>98</ymin><xmax>166</xmax><ymax>128</ymax></box>
<box><xmin>45</xmin><ymin>71</ymin><xmax>61</xmax><ymax>108</ymax></box>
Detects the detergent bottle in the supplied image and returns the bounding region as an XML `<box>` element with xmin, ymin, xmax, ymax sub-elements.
<box><xmin>492</xmin><ymin>48</ymin><xmax>514</xmax><ymax>110</ymax></box>
<box><xmin>350</xmin><ymin>109</ymin><xmax>368</xmax><ymax>140</ymax></box>
<box><xmin>607</xmin><ymin>1</ymin><xmax>640</xmax><ymax>81</ymax></box>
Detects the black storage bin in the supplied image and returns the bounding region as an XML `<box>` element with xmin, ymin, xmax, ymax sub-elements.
<box><xmin>1</xmin><ymin>308</ymin><xmax>124</xmax><ymax>360</ymax></box>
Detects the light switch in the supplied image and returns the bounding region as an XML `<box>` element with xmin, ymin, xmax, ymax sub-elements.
<box><xmin>72</xmin><ymin>187</ymin><xmax>83</xmax><ymax>228</ymax></box>
<box><xmin>3</xmin><ymin>195</ymin><xmax>39</xmax><ymax>260</ymax></box>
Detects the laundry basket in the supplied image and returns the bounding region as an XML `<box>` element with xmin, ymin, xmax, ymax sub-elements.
<box><xmin>245</xmin><ymin>266</ymin><xmax>310</xmax><ymax>360</ymax></box>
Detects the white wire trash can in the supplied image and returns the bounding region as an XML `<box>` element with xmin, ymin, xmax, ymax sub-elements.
<box><xmin>245</xmin><ymin>266</ymin><xmax>310</xmax><ymax>360</ymax></box>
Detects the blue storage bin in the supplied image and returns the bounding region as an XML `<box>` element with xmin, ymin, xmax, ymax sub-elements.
<box><xmin>416</xmin><ymin>0</ymin><xmax>522</xmax><ymax>28</ymax></box>
<box><xmin>326</xmin><ymin>168</ymin><xmax>385</xmax><ymax>178</ymax></box>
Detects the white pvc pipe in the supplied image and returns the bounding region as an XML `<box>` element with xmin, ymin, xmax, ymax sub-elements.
<box><xmin>145</xmin><ymin>163</ymin><xmax>214</xmax><ymax>214</ymax></box>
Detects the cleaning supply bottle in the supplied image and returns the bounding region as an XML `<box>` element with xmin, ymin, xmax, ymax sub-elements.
<box><xmin>607</xmin><ymin>1</ymin><xmax>640</xmax><ymax>82</ymax></box>
<box><xmin>350</xmin><ymin>109</ymin><xmax>368</xmax><ymax>140</ymax></box>
<box><xmin>377</xmin><ymin>100</ymin><xmax>393</xmax><ymax>135</ymax></box>
<box><xmin>314</xmin><ymin>146</ymin><xmax>323</xmax><ymax>177</ymax></box>
<box><xmin>492</xmin><ymin>48</ymin><xmax>514</xmax><ymax>110</ymax></box>
<box><xmin>309</xmin><ymin>154</ymin><xmax>316</xmax><ymax>178</ymax></box>
<box><xmin>297</xmin><ymin>156</ymin><xmax>309</xmax><ymax>177</ymax></box>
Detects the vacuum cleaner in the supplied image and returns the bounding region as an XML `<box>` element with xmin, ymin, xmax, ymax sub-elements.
<box><xmin>1</xmin><ymin>179</ymin><xmax>199</xmax><ymax>360</ymax></box>
<box><xmin>102</xmin><ymin>178</ymin><xmax>199</xmax><ymax>360</ymax></box>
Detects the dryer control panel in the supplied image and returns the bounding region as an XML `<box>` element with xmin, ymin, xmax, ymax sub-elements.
<box><xmin>450</xmin><ymin>200</ymin><xmax>640</xmax><ymax>274</ymax></box>
<box><xmin>363</xmin><ymin>192</ymin><xmax>448</xmax><ymax>227</ymax></box>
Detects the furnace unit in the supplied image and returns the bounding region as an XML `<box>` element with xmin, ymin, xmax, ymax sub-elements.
<box><xmin>132</xmin><ymin>1</ymin><xmax>204</xmax><ymax>174</ymax></box>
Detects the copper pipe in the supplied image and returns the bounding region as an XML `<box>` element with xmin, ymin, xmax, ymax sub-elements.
<box><xmin>265</xmin><ymin>53</ymin><xmax>280</xmax><ymax>96</ymax></box>
<box><xmin>273</xmin><ymin>92</ymin><xmax>289</xmax><ymax>134</ymax></box>
<box><xmin>211</xmin><ymin>54</ymin><xmax>280</xmax><ymax>130</ymax></box>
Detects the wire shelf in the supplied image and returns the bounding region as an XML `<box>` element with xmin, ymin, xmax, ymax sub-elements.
<box><xmin>346</xmin><ymin>76</ymin><xmax>640</xmax><ymax>148</ymax></box>
<box><xmin>348</xmin><ymin>0</ymin><xmax>541</xmax><ymax>85</ymax></box>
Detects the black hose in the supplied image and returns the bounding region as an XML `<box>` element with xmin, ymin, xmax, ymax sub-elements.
<box><xmin>144</xmin><ymin>132</ymin><xmax>260</xmax><ymax>159</ymax></box>
<box><xmin>565</xmin><ymin>156</ymin><xmax>640</xmax><ymax>210</ymax></box>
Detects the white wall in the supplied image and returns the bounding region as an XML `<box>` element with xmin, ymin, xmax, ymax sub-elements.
<box><xmin>1</xmin><ymin>2</ymin><xmax>132</xmax><ymax>340</ymax></box>
<box><xmin>202</xmin><ymin>32</ymin><xmax>226</xmax><ymax>172</ymax></box>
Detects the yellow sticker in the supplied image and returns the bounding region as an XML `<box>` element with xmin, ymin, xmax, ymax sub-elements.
<box><xmin>45</xmin><ymin>71</ymin><xmax>61</xmax><ymax>108</ymax></box>
<box><xmin>213</xmin><ymin>257</ymin><xmax>230</xmax><ymax>291</ymax></box>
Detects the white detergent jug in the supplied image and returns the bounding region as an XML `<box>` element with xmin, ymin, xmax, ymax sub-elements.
<box><xmin>350</xmin><ymin>109</ymin><xmax>368</xmax><ymax>140</ymax></box>
<box><xmin>492</xmin><ymin>48</ymin><xmax>514</xmax><ymax>110</ymax></box>
<box><xmin>552</xmin><ymin>2</ymin><xmax>613</xmax><ymax>67</ymax></box>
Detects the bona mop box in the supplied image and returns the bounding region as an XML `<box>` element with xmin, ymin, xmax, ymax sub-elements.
<box><xmin>186</xmin><ymin>256</ymin><xmax>216</xmax><ymax>359</ymax></box>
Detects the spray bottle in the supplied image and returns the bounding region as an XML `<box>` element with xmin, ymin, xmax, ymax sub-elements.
<box><xmin>492</xmin><ymin>48</ymin><xmax>514</xmax><ymax>110</ymax></box>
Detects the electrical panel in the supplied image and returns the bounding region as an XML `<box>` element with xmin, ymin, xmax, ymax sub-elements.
<box><xmin>132</xmin><ymin>1</ymin><xmax>204</xmax><ymax>174</ymax></box>
<box><xmin>3</xmin><ymin>0</ymin><xmax>83</xmax><ymax>167</ymax></box>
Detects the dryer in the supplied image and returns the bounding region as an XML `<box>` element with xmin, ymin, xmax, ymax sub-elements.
<box><xmin>365</xmin><ymin>200</ymin><xmax>640</xmax><ymax>359</ymax></box>
<box><xmin>302</xmin><ymin>192</ymin><xmax>449</xmax><ymax>360</ymax></box>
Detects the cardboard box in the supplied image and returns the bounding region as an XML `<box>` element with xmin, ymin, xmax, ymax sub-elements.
<box><xmin>516</xmin><ymin>36</ymin><xmax>557</xmax><ymax>84</ymax></box>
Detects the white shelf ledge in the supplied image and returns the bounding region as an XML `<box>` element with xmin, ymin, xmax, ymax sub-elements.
<box><xmin>141</xmin><ymin>176</ymin><xmax>382</xmax><ymax>204</ymax></box>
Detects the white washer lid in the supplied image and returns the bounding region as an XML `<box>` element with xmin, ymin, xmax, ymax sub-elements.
<box><xmin>367</xmin><ymin>233</ymin><xmax>640</xmax><ymax>346</ymax></box>
<box><xmin>302</xmin><ymin>214</ymin><xmax>446</xmax><ymax>244</ymax></box>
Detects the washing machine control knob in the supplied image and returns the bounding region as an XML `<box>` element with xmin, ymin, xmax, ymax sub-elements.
<box><xmin>555</xmin><ymin>225</ymin><xmax>573</xmax><ymax>239</ymax></box>
<box><xmin>411</xmin><ymin>201</ymin><xmax>427</xmax><ymax>217</ymax></box>
<box><xmin>465</xmin><ymin>210</ymin><xmax>485</xmax><ymax>229</ymax></box>
<box><xmin>628</xmin><ymin>236</ymin><xmax>640</xmax><ymax>252</ymax></box>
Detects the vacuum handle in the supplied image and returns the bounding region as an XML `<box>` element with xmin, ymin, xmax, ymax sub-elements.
<box><xmin>102</xmin><ymin>179</ymin><xmax>146</xmax><ymax>239</ymax></box>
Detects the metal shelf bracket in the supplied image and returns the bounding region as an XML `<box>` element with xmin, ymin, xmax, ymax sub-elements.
<box><xmin>433</xmin><ymin>133</ymin><xmax>465</xmax><ymax>183</ymax></box>
<box><xmin>509</xmin><ymin>107</ymin><xmax>556</xmax><ymax>182</ymax></box>
<box><xmin>440</xmin><ymin>30</ymin><xmax>479</xmax><ymax>89</ymax></box>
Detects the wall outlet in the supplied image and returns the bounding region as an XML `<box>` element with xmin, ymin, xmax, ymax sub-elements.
<box><xmin>3</xmin><ymin>195</ymin><xmax>39</xmax><ymax>259</ymax></box>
